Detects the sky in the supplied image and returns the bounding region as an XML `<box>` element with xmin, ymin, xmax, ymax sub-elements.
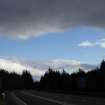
<box><xmin>0</xmin><ymin>27</ymin><xmax>105</xmax><ymax>64</ymax></box>
<box><xmin>0</xmin><ymin>0</ymin><xmax>105</xmax><ymax>80</ymax></box>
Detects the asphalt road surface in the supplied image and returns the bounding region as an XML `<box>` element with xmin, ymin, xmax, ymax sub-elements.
<box><xmin>13</xmin><ymin>90</ymin><xmax>105</xmax><ymax>105</ymax></box>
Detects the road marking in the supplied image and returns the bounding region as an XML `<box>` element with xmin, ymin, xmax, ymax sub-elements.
<box><xmin>21</xmin><ymin>91</ymin><xmax>76</xmax><ymax>105</ymax></box>
<box><xmin>11</xmin><ymin>93</ymin><xmax>27</xmax><ymax>105</ymax></box>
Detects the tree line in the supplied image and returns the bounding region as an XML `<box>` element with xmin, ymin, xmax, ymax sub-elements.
<box><xmin>39</xmin><ymin>60</ymin><xmax>105</xmax><ymax>93</ymax></box>
<box><xmin>0</xmin><ymin>70</ymin><xmax>34</xmax><ymax>91</ymax></box>
<box><xmin>1</xmin><ymin>60</ymin><xmax>105</xmax><ymax>94</ymax></box>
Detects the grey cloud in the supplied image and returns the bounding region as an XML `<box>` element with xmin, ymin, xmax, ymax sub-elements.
<box><xmin>0</xmin><ymin>0</ymin><xmax>104</xmax><ymax>38</ymax></box>
<box><xmin>80</xmin><ymin>64</ymin><xmax>96</xmax><ymax>72</ymax></box>
<box><xmin>21</xmin><ymin>59</ymin><xmax>96</xmax><ymax>75</ymax></box>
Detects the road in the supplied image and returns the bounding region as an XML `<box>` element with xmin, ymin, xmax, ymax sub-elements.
<box><xmin>12</xmin><ymin>90</ymin><xmax>105</xmax><ymax>105</ymax></box>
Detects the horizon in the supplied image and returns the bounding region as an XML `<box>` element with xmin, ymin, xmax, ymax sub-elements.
<box><xmin>0</xmin><ymin>0</ymin><xmax>105</xmax><ymax>80</ymax></box>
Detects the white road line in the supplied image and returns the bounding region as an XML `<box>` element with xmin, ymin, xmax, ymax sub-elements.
<box><xmin>11</xmin><ymin>92</ymin><xmax>27</xmax><ymax>105</ymax></box>
<box><xmin>21</xmin><ymin>91</ymin><xmax>76</xmax><ymax>105</ymax></box>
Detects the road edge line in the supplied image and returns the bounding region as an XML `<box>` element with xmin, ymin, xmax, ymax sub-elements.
<box><xmin>11</xmin><ymin>92</ymin><xmax>27</xmax><ymax>105</ymax></box>
<box><xmin>21</xmin><ymin>91</ymin><xmax>75</xmax><ymax>105</ymax></box>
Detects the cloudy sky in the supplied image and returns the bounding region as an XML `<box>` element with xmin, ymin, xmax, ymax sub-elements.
<box><xmin>0</xmin><ymin>0</ymin><xmax>105</xmax><ymax>80</ymax></box>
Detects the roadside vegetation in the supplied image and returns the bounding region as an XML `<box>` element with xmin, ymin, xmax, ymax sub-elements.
<box><xmin>1</xmin><ymin>60</ymin><xmax>105</xmax><ymax>96</ymax></box>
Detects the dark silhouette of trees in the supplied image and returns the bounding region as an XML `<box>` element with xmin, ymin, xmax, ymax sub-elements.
<box><xmin>0</xmin><ymin>69</ymin><xmax>34</xmax><ymax>91</ymax></box>
<box><xmin>100</xmin><ymin>60</ymin><xmax>105</xmax><ymax>71</ymax></box>
<box><xmin>60</xmin><ymin>70</ymin><xmax>71</xmax><ymax>91</ymax></box>
<box><xmin>22</xmin><ymin>70</ymin><xmax>34</xmax><ymax>89</ymax></box>
<box><xmin>39</xmin><ymin>60</ymin><xmax>105</xmax><ymax>93</ymax></box>
<box><xmin>4</xmin><ymin>72</ymin><xmax>22</xmax><ymax>89</ymax></box>
<box><xmin>40</xmin><ymin>68</ymin><xmax>86</xmax><ymax>92</ymax></box>
<box><xmin>1</xmin><ymin>59</ymin><xmax>105</xmax><ymax>94</ymax></box>
<box><xmin>87</xmin><ymin>60</ymin><xmax>105</xmax><ymax>92</ymax></box>
<box><xmin>40</xmin><ymin>68</ymin><xmax>61</xmax><ymax>90</ymax></box>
